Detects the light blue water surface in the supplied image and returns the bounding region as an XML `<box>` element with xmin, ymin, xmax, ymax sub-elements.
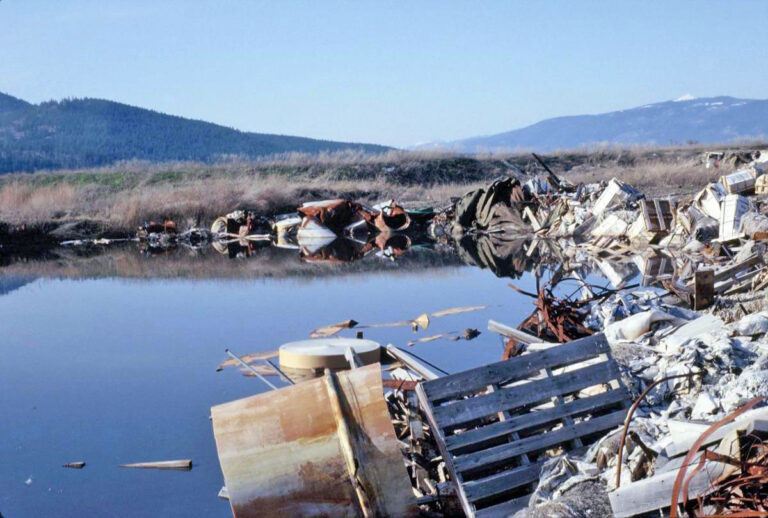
<box><xmin>0</xmin><ymin>261</ymin><xmax>561</xmax><ymax>517</ymax></box>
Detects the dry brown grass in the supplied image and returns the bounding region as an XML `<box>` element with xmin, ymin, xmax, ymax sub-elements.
<box><xmin>0</xmin><ymin>144</ymin><xmax>758</xmax><ymax>229</ymax></box>
<box><xmin>0</xmin><ymin>182</ymin><xmax>82</xmax><ymax>222</ymax></box>
<box><xmin>0</xmin><ymin>170</ymin><xmax>480</xmax><ymax>229</ymax></box>
<box><xmin>564</xmin><ymin>157</ymin><xmax>721</xmax><ymax>197</ymax></box>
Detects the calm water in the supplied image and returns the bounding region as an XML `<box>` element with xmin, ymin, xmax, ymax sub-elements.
<box><xmin>0</xmin><ymin>244</ymin><xmax>624</xmax><ymax>517</ymax></box>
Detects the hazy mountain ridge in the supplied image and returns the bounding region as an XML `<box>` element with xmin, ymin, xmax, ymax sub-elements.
<box><xmin>0</xmin><ymin>92</ymin><xmax>389</xmax><ymax>173</ymax></box>
<box><xmin>440</xmin><ymin>96</ymin><xmax>768</xmax><ymax>152</ymax></box>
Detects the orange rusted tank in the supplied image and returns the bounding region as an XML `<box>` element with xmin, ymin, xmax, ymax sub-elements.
<box><xmin>211</xmin><ymin>364</ymin><xmax>417</xmax><ymax>518</ymax></box>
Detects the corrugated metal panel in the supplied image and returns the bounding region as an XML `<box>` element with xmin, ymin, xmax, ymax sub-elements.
<box><xmin>211</xmin><ymin>364</ymin><xmax>417</xmax><ymax>518</ymax></box>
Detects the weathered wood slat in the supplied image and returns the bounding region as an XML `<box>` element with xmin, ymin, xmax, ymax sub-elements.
<box><xmin>454</xmin><ymin>410</ymin><xmax>627</xmax><ymax>475</ymax></box>
<box><xmin>444</xmin><ymin>388</ymin><xmax>628</xmax><ymax>452</ymax></box>
<box><xmin>433</xmin><ymin>360</ymin><xmax>619</xmax><ymax>428</ymax></box>
<box><xmin>415</xmin><ymin>382</ymin><xmax>474</xmax><ymax>517</ymax></box>
<box><xmin>417</xmin><ymin>332</ymin><xmax>626</xmax><ymax>517</ymax></box>
<box><xmin>712</xmin><ymin>253</ymin><xmax>761</xmax><ymax>283</ymax></box>
<box><xmin>423</xmin><ymin>334</ymin><xmax>609</xmax><ymax>402</ymax></box>
<box><xmin>463</xmin><ymin>462</ymin><xmax>544</xmax><ymax>502</ymax></box>
<box><xmin>474</xmin><ymin>494</ymin><xmax>531</xmax><ymax>518</ymax></box>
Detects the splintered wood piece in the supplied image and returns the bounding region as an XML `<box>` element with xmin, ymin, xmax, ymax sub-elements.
<box><xmin>120</xmin><ymin>460</ymin><xmax>192</xmax><ymax>470</ymax></box>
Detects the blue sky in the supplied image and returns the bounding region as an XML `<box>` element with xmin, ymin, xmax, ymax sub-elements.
<box><xmin>2</xmin><ymin>1</ymin><xmax>767</xmax><ymax>147</ymax></box>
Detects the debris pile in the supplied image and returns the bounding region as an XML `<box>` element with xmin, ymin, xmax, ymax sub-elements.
<box><xmin>202</xmin><ymin>151</ymin><xmax>768</xmax><ymax>517</ymax></box>
<box><xmin>492</xmin><ymin>276</ymin><xmax>768</xmax><ymax>517</ymax></box>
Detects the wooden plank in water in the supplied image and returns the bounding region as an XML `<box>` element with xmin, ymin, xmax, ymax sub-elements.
<box><xmin>385</xmin><ymin>345</ymin><xmax>442</xmax><ymax>381</ymax></box>
<box><xmin>120</xmin><ymin>460</ymin><xmax>192</xmax><ymax>470</ymax></box>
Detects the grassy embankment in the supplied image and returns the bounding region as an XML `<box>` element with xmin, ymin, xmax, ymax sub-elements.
<box><xmin>0</xmin><ymin>145</ymin><xmax>755</xmax><ymax>237</ymax></box>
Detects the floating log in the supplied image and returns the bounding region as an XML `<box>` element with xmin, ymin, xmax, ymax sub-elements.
<box><xmin>120</xmin><ymin>460</ymin><xmax>192</xmax><ymax>471</ymax></box>
<box><xmin>62</xmin><ymin>461</ymin><xmax>86</xmax><ymax>469</ymax></box>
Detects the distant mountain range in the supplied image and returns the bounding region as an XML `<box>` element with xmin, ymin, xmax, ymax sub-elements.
<box><xmin>0</xmin><ymin>93</ymin><xmax>389</xmax><ymax>173</ymax></box>
<box><xmin>430</xmin><ymin>96</ymin><xmax>768</xmax><ymax>152</ymax></box>
<box><xmin>3</xmin><ymin>92</ymin><xmax>766</xmax><ymax>174</ymax></box>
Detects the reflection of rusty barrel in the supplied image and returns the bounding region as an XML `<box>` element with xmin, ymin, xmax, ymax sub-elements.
<box><xmin>374</xmin><ymin>202</ymin><xmax>411</xmax><ymax>232</ymax></box>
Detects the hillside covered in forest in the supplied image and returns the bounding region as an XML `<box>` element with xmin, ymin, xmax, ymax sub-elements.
<box><xmin>0</xmin><ymin>93</ymin><xmax>389</xmax><ymax>173</ymax></box>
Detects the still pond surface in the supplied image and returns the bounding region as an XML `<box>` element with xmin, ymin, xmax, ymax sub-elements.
<box><xmin>0</xmin><ymin>243</ymin><xmax>622</xmax><ymax>517</ymax></box>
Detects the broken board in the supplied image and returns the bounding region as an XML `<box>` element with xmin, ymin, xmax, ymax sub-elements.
<box><xmin>211</xmin><ymin>363</ymin><xmax>417</xmax><ymax>518</ymax></box>
<box><xmin>416</xmin><ymin>334</ymin><xmax>630</xmax><ymax>517</ymax></box>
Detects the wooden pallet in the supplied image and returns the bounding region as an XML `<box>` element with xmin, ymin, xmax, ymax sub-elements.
<box><xmin>416</xmin><ymin>334</ymin><xmax>630</xmax><ymax>517</ymax></box>
<box><xmin>640</xmin><ymin>199</ymin><xmax>675</xmax><ymax>233</ymax></box>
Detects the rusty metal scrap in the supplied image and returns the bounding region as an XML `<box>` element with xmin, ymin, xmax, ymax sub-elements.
<box><xmin>615</xmin><ymin>372</ymin><xmax>701</xmax><ymax>488</ymax></box>
<box><xmin>504</xmin><ymin>278</ymin><xmax>622</xmax><ymax>356</ymax></box>
<box><xmin>373</xmin><ymin>201</ymin><xmax>411</xmax><ymax>232</ymax></box>
<box><xmin>211</xmin><ymin>363</ymin><xmax>418</xmax><ymax>518</ymax></box>
<box><xmin>692</xmin><ymin>426</ymin><xmax>768</xmax><ymax>516</ymax></box>
<box><xmin>670</xmin><ymin>396</ymin><xmax>766</xmax><ymax>518</ymax></box>
<box><xmin>297</xmin><ymin>199</ymin><xmax>367</xmax><ymax>231</ymax></box>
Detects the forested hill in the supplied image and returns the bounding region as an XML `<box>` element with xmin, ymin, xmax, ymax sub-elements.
<box><xmin>0</xmin><ymin>93</ymin><xmax>389</xmax><ymax>173</ymax></box>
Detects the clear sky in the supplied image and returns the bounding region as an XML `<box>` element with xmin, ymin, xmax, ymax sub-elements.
<box><xmin>2</xmin><ymin>1</ymin><xmax>767</xmax><ymax>148</ymax></box>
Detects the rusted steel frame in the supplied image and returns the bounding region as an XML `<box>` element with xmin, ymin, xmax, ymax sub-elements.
<box><xmin>615</xmin><ymin>372</ymin><xmax>700</xmax><ymax>488</ymax></box>
<box><xmin>698</xmin><ymin>442</ymin><xmax>768</xmax><ymax>516</ymax></box>
<box><xmin>702</xmin><ymin>449</ymin><xmax>762</xmax><ymax>471</ymax></box>
<box><xmin>670</xmin><ymin>396</ymin><xmax>766</xmax><ymax>518</ymax></box>
<box><xmin>685</xmin><ymin>424</ymin><xmax>768</xmax><ymax>516</ymax></box>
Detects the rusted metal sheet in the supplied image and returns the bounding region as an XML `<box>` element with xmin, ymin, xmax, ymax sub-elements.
<box><xmin>211</xmin><ymin>363</ymin><xmax>417</xmax><ymax>518</ymax></box>
<box><xmin>694</xmin><ymin>269</ymin><xmax>714</xmax><ymax>310</ymax></box>
<box><xmin>297</xmin><ymin>199</ymin><xmax>365</xmax><ymax>230</ymax></box>
<box><xmin>374</xmin><ymin>200</ymin><xmax>411</xmax><ymax>232</ymax></box>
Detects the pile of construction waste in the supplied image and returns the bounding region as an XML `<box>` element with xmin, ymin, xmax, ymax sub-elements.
<box><xmin>204</xmin><ymin>152</ymin><xmax>768</xmax><ymax>518</ymax></box>
<box><xmin>494</xmin><ymin>277</ymin><xmax>768</xmax><ymax>518</ymax></box>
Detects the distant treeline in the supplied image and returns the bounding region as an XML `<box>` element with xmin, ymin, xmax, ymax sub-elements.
<box><xmin>0</xmin><ymin>93</ymin><xmax>389</xmax><ymax>173</ymax></box>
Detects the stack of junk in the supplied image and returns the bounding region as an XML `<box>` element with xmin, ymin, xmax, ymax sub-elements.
<box><xmin>76</xmin><ymin>151</ymin><xmax>768</xmax><ymax>517</ymax></box>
